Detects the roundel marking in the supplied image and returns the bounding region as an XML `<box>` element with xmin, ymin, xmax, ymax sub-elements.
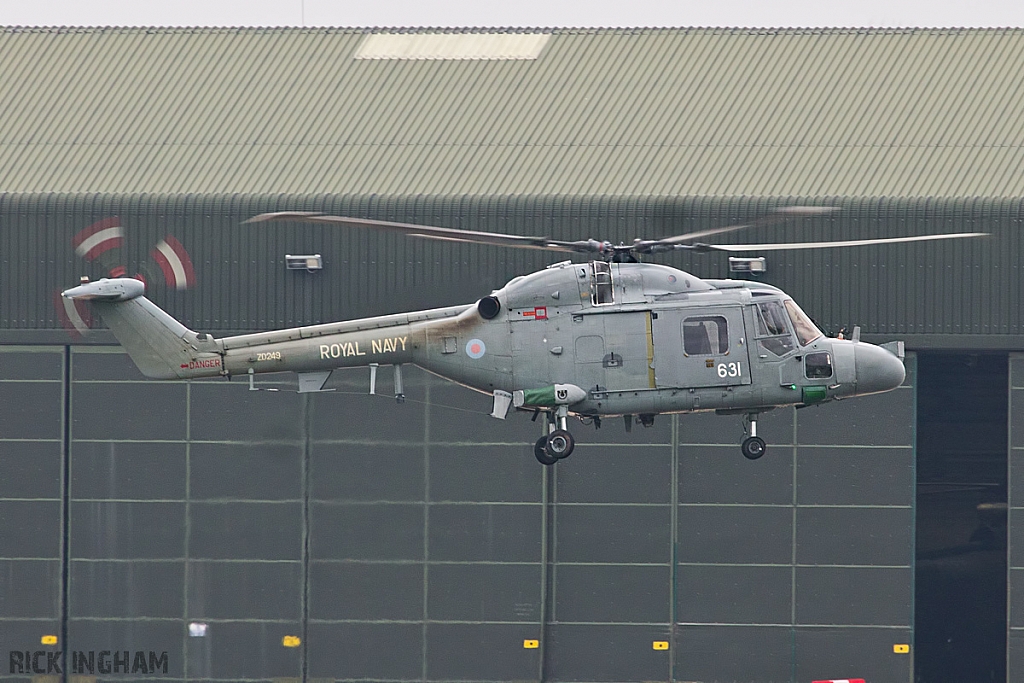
<box><xmin>466</xmin><ymin>339</ymin><xmax>486</xmax><ymax>359</ymax></box>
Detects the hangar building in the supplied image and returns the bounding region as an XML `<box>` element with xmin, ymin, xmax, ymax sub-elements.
<box><xmin>1</xmin><ymin>26</ymin><xmax>1023</xmax><ymax>683</ymax></box>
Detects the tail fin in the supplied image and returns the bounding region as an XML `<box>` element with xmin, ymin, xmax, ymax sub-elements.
<box><xmin>62</xmin><ymin>278</ymin><xmax>200</xmax><ymax>379</ymax></box>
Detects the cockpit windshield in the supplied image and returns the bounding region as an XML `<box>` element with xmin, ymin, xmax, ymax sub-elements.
<box><xmin>784</xmin><ymin>300</ymin><xmax>823</xmax><ymax>346</ymax></box>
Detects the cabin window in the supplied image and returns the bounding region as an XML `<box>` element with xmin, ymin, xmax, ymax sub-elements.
<box><xmin>683</xmin><ymin>315</ymin><xmax>729</xmax><ymax>355</ymax></box>
<box><xmin>755</xmin><ymin>301</ymin><xmax>796</xmax><ymax>356</ymax></box>
<box><xmin>805</xmin><ymin>352</ymin><xmax>833</xmax><ymax>379</ymax></box>
<box><xmin>784</xmin><ymin>299</ymin><xmax>823</xmax><ymax>346</ymax></box>
<box><xmin>591</xmin><ymin>261</ymin><xmax>614</xmax><ymax>305</ymax></box>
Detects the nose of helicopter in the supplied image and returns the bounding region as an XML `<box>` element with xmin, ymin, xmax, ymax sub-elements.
<box><xmin>854</xmin><ymin>342</ymin><xmax>906</xmax><ymax>396</ymax></box>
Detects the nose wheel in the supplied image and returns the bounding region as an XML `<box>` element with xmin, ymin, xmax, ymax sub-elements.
<box><xmin>741</xmin><ymin>436</ymin><xmax>767</xmax><ymax>460</ymax></box>
<box><xmin>533</xmin><ymin>407</ymin><xmax>575</xmax><ymax>466</ymax></box>
<box><xmin>741</xmin><ymin>413</ymin><xmax>767</xmax><ymax>460</ymax></box>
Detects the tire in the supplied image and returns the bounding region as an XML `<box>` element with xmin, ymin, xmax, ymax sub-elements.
<box><xmin>545</xmin><ymin>429</ymin><xmax>575</xmax><ymax>459</ymax></box>
<box><xmin>741</xmin><ymin>436</ymin><xmax>767</xmax><ymax>460</ymax></box>
<box><xmin>535</xmin><ymin>436</ymin><xmax>559</xmax><ymax>465</ymax></box>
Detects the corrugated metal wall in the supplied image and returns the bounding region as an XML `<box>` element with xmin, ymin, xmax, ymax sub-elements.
<box><xmin>4</xmin><ymin>28</ymin><xmax>1024</xmax><ymax>197</ymax></box>
<box><xmin>2</xmin><ymin>193</ymin><xmax>1021</xmax><ymax>346</ymax></box>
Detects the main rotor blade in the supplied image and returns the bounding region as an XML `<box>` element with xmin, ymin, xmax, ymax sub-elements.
<box><xmin>246</xmin><ymin>212</ymin><xmax>603</xmax><ymax>254</ymax></box>
<box><xmin>643</xmin><ymin>206</ymin><xmax>837</xmax><ymax>247</ymax></box>
<box><xmin>697</xmin><ymin>232</ymin><xmax>989</xmax><ymax>252</ymax></box>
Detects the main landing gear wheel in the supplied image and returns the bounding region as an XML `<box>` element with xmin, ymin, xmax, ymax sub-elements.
<box><xmin>534</xmin><ymin>436</ymin><xmax>559</xmax><ymax>466</ymax></box>
<box><xmin>533</xmin><ymin>405</ymin><xmax>576</xmax><ymax>466</ymax></box>
<box><xmin>741</xmin><ymin>436</ymin><xmax>767</xmax><ymax>460</ymax></box>
<box><xmin>533</xmin><ymin>429</ymin><xmax>576</xmax><ymax>466</ymax></box>
<box><xmin>545</xmin><ymin>429</ymin><xmax>575</xmax><ymax>459</ymax></box>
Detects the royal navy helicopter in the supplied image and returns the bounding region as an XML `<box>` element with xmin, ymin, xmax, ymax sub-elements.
<box><xmin>62</xmin><ymin>208</ymin><xmax>984</xmax><ymax>465</ymax></box>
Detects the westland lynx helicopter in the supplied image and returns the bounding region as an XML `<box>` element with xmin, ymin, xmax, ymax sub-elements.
<box><xmin>63</xmin><ymin>208</ymin><xmax>985</xmax><ymax>465</ymax></box>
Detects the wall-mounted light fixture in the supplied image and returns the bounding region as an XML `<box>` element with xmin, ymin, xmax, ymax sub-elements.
<box><xmin>728</xmin><ymin>257</ymin><xmax>766</xmax><ymax>274</ymax></box>
<box><xmin>285</xmin><ymin>254</ymin><xmax>323</xmax><ymax>272</ymax></box>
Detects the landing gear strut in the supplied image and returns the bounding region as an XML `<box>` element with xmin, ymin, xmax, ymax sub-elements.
<box><xmin>534</xmin><ymin>405</ymin><xmax>575</xmax><ymax>466</ymax></box>
<box><xmin>741</xmin><ymin>413</ymin><xmax>767</xmax><ymax>460</ymax></box>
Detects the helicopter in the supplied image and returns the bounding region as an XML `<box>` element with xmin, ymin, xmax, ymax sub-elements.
<box><xmin>62</xmin><ymin>207</ymin><xmax>985</xmax><ymax>465</ymax></box>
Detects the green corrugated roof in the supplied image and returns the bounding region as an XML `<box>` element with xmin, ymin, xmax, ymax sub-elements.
<box><xmin>3</xmin><ymin>27</ymin><xmax>1024</xmax><ymax>196</ymax></box>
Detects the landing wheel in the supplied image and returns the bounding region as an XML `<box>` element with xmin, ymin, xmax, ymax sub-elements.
<box><xmin>534</xmin><ymin>436</ymin><xmax>559</xmax><ymax>466</ymax></box>
<box><xmin>545</xmin><ymin>429</ymin><xmax>575</xmax><ymax>459</ymax></box>
<box><xmin>741</xmin><ymin>436</ymin><xmax>767</xmax><ymax>460</ymax></box>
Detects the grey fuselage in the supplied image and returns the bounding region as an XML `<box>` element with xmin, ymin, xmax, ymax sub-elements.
<box><xmin>168</xmin><ymin>261</ymin><xmax>904</xmax><ymax>417</ymax></box>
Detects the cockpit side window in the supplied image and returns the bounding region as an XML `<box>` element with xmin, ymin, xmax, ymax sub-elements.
<box><xmin>784</xmin><ymin>300</ymin><xmax>823</xmax><ymax>346</ymax></box>
<box><xmin>591</xmin><ymin>261</ymin><xmax>614</xmax><ymax>305</ymax></box>
<box><xmin>756</xmin><ymin>301</ymin><xmax>790</xmax><ymax>336</ymax></box>
<box><xmin>755</xmin><ymin>301</ymin><xmax>796</xmax><ymax>357</ymax></box>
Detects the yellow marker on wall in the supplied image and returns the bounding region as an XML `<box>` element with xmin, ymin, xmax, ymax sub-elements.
<box><xmin>282</xmin><ymin>635</ymin><xmax>301</xmax><ymax>648</ymax></box>
<box><xmin>893</xmin><ymin>643</ymin><xmax>910</xmax><ymax>654</ymax></box>
<box><xmin>523</xmin><ymin>639</ymin><xmax>539</xmax><ymax>649</ymax></box>
<box><xmin>41</xmin><ymin>635</ymin><xmax>58</xmax><ymax>645</ymax></box>
<box><xmin>652</xmin><ymin>641</ymin><xmax>669</xmax><ymax>650</ymax></box>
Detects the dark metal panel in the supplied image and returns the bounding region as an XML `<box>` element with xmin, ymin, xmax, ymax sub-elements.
<box><xmin>71</xmin><ymin>442</ymin><xmax>186</xmax><ymax>501</ymax></box>
<box><xmin>188</xmin><ymin>382</ymin><xmax>304</xmax><ymax>442</ymax></box>
<box><xmin>0</xmin><ymin>441</ymin><xmax>62</xmax><ymax>499</ymax></box>
<box><xmin>426</xmin><ymin>623</ymin><xmax>541</xmax><ymax>681</ymax></box>
<box><xmin>0</xmin><ymin>382</ymin><xmax>62</xmax><ymax>439</ymax></box>
<box><xmin>555</xmin><ymin>564</ymin><xmax>669</xmax><ymax>623</ymax></box>
<box><xmin>794</xmin><ymin>626</ymin><xmax>912</xmax><ymax>683</ymax></box>
<box><xmin>310</xmin><ymin>502</ymin><xmax>424</xmax><ymax>561</ymax></box>
<box><xmin>673</xmin><ymin>625</ymin><xmax>792</xmax><ymax>683</ymax></box>
<box><xmin>0</xmin><ymin>350</ymin><xmax>63</xmax><ymax>379</ymax></box>
<box><xmin>188</xmin><ymin>502</ymin><xmax>302</xmax><ymax>560</ymax></box>
<box><xmin>72</xmin><ymin>383</ymin><xmax>186</xmax><ymax>441</ymax></box>
<box><xmin>679</xmin><ymin>443</ymin><xmax>794</xmax><ymax>505</ymax></box>
<box><xmin>677</xmin><ymin>505</ymin><xmax>793</xmax><ymax>565</ymax></box>
<box><xmin>183</xmin><ymin>620</ymin><xmax>301</xmax><ymax>679</ymax></box>
<box><xmin>307</xmin><ymin>622</ymin><xmax>422</xmax><ymax>680</ymax></box>
<box><xmin>677</xmin><ymin>565</ymin><xmax>792</xmax><ymax>625</ymax></box>
<box><xmin>797</xmin><ymin>446</ymin><xmax>914</xmax><ymax>506</ymax></box>
<box><xmin>427</xmin><ymin>563</ymin><xmax>540</xmax><ymax>622</ymax></box>
<box><xmin>1009</xmin><ymin>352</ymin><xmax>1024</xmax><ymax>677</ymax></box>
<box><xmin>308</xmin><ymin>561</ymin><xmax>422</xmax><ymax>621</ymax></box>
<box><xmin>556</xmin><ymin>504</ymin><xmax>670</xmax><ymax>564</ymax></box>
<box><xmin>70</xmin><ymin>501</ymin><xmax>184</xmax><ymax>560</ymax></box>
<box><xmin>796</xmin><ymin>507</ymin><xmax>913</xmax><ymax>566</ymax></box>
<box><xmin>311</xmin><ymin>444</ymin><xmax>425</xmax><ymax>502</ymax></box>
<box><xmin>795</xmin><ymin>566</ymin><xmax>912</xmax><ymax>626</ymax></box>
<box><xmin>556</xmin><ymin>445</ymin><xmax>672</xmax><ymax>504</ymax></box>
<box><xmin>187</xmin><ymin>560</ymin><xmax>301</xmax><ymax>620</ymax></box>
<box><xmin>190</xmin><ymin>442</ymin><xmax>301</xmax><ymax>501</ymax></box>
<box><xmin>70</xmin><ymin>560</ymin><xmax>182</xmax><ymax>619</ymax></box>
<box><xmin>0</xmin><ymin>559</ymin><xmax>61</xmax><ymax>618</ymax></box>
<box><xmin>428</xmin><ymin>504</ymin><xmax>541</xmax><ymax>562</ymax></box>
<box><xmin>545</xmin><ymin>624</ymin><xmax>670</xmax><ymax>682</ymax></box>
<box><xmin>428</xmin><ymin>446</ymin><xmax>541</xmax><ymax>503</ymax></box>
<box><xmin>0</xmin><ymin>500</ymin><xmax>61</xmax><ymax>558</ymax></box>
